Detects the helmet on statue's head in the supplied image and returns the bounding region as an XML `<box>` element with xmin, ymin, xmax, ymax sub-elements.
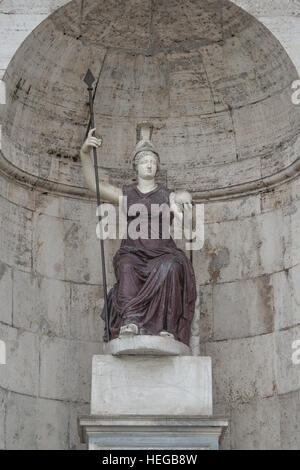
<box><xmin>132</xmin><ymin>122</ymin><xmax>160</xmax><ymax>171</ymax></box>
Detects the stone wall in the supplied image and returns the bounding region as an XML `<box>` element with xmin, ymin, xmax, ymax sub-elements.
<box><xmin>0</xmin><ymin>0</ymin><xmax>299</xmax><ymax>450</ymax></box>
<box><xmin>1</xmin><ymin>0</ymin><xmax>300</xmax><ymax>78</ymax></box>
<box><xmin>199</xmin><ymin>176</ymin><xmax>300</xmax><ymax>449</ymax></box>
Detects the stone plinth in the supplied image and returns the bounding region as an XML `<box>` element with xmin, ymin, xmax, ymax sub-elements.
<box><xmin>91</xmin><ymin>355</ymin><xmax>213</xmax><ymax>416</ymax></box>
<box><xmin>103</xmin><ymin>335</ymin><xmax>191</xmax><ymax>356</ymax></box>
<box><xmin>78</xmin><ymin>416</ymin><xmax>229</xmax><ymax>450</ymax></box>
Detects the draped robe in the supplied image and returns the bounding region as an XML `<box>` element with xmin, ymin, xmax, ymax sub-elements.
<box><xmin>102</xmin><ymin>184</ymin><xmax>196</xmax><ymax>346</ymax></box>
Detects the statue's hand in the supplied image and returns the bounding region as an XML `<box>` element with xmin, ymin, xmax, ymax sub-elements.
<box><xmin>81</xmin><ymin>128</ymin><xmax>102</xmax><ymax>154</ymax></box>
<box><xmin>170</xmin><ymin>191</ymin><xmax>193</xmax><ymax>227</ymax></box>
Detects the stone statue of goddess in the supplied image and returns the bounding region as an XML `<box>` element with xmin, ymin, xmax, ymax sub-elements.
<box><xmin>80</xmin><ymin>124</ymin><xmax>196</xmax><ymax>346</ymax></box>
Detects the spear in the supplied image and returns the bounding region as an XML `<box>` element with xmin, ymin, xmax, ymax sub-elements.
<box><xmin>84</xmin><ymin>69</ymin><xmax>110</xmax><ymax>341</ymax></box>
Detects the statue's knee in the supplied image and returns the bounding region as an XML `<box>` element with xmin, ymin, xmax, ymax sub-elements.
<box><xmin>119</xmin><ymin>257</ymin><xmax>135</xmax><ymax>273</ymax></box>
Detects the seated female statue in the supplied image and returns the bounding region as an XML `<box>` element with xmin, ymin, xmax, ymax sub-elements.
<box><xmin>80</xmin><ymin>127</ymin><xmax>196</xmax><ymax>346</ymax></box>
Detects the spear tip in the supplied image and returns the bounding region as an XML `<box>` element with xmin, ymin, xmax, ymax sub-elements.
<box><xmin>84</xmin><ymin>68</ymin><xmax>95</xmax><ymax>87</ymax></box>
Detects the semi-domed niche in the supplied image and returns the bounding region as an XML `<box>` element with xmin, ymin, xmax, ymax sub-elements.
<box><xmin>1</xmin><ymin>0</ymin><xmax>300</xmax><ymax>199</ymax></box>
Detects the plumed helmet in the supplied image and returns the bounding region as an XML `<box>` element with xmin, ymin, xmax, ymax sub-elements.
<box><xmin>132</xmin><ymin>122</ymin><xmax>160</xmax><ymax>164</ymax></box>
<box><xmin>133</xmin><ymin>139</ymin><xmax>159</xmax><ymax>160</ymax></box>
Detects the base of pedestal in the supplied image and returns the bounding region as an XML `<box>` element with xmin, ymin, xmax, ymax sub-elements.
<box><xmin>79</xmin><ymin>351</ymin><xmax>229</xmax><ymax>450</ymax></box>
<box><xmin>78</xmin><ymin>415</ymin><xmax>228</xmax><ymax>450</ymax></box>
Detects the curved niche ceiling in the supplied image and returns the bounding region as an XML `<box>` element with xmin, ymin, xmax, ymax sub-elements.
<box><xmin>1</xmin><ymin>0</ymin><xmax>300</xmax><ymax>199</ymax></box>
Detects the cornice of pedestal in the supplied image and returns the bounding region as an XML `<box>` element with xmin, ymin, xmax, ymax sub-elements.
<box><xmin>0</xmin><ymin>149</ymin><xmax>300</xmax><ymax>202</ymax></box>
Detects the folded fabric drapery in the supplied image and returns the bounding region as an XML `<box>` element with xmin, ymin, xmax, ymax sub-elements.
<box><xmin>102</xmin><ymin>184</ymin><xmax>196</xmax><ymax>346</ymax></box>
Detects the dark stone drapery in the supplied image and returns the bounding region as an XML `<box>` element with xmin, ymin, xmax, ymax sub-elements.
<box><xmin>102</xmin><ymin>184</ymin><xmax>196</xmax><ymax>346</ymax></box>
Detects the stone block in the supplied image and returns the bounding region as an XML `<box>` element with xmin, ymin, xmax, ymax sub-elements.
<box><xmin>35</xmin><ymin>193</ymin><xmax>95</xmax><ymax>223</ymax></box>
<box><xmin>13</xmin><ymin>269</ymin><xmax>71</xmax><ymax>338</ymax></box>
<box><xmin>272</xmin><ymin>264</ymin><xmax>300</xmax><ymax>331</ymax></box>
<box><xmin>70</xmin><ymin>283</ymin><xmax>104</xmax><ymax>342</ymax></box>
<box><xmin>274</xmin><ymin>325</ymin><xmax>300</xmax><ymax>395</ymax></box>
<box><xmin>0</xmin><ymin>80</ymin><xmax>5</xmax><ymax>105</ymax></box>
<box><xmin>230</xmin><ymin>396</ymin><xmax>281</xmax><ymax>450</ymax></box>
<box><xmin>279</xmin><ymin>390</ymin><xmax>300</xmax><ymax>450</ymax></box>
<box><xmin>212</xmin><ymin>274</ymin><xmax>274</xmax><ymax>341</ymax></box>
<box><xmin>91</xmin><ymin>355</ymin><xmax>213</xmax><ymax>416</ymax></box>
<box><xmin>233</xmin><ymin>88</ymin><xmax>297</xmax><ymax>160</ymax></box>
<box><xmin>7</xmin><ymin>181</ymin><xmax>35</xmax><ymax>211</ymax></box>
<box><xmin>69</xmin><ymin>402</ymin><xmax>90</xmax><ymax>450</ymax></box>
<box><xmin>5</xmin><ymin>392</ymin><xmax>69</xmax><ymax>450</ymax></box>
<box><xmin>205</xmin><ymin>334</ymin><xmax>274</xmax><ymax>404</ymax></box>
<box><xmin>167</xmin><ymin>156</ymin><xmax>262</xmax><ymax>193</ymax></box>
<box><xmin>283</xmin><ymin>202</ymin><xmax>300</xmax><ymax>268</ymax></box>
<box><xmin>204</xmin><ymin>194</ymin><xmax>261</xmax><ymax>224</ymax></box>
<box><xmin>0</xmin><ymin>13</ymin><xmax>44</xmax><ymax>70</ymax></box>
<box><xmin>40</xmin><ymin>335</ymin><xmax>100</xmax><ymax>402</ymax></box>
<box><xmin>196</xmin><ymin>209</ymin><xmax>285</xmax><ymax>285</ymax></box>
<box><xmin>198</xmin><ymin>284</ymin><xmax>213</xmax><ymax>344</ymax></box>
<box><xmin>33</xmin><ymin>212</ymin><xmax>103</xmax><ymax>284</ymax></box>
<box><xmin>0</xmin><ymin>261</ymin><xmax>12</xmax><ymax>325</ymax></box>
<box><xmin>0</xmin><ymin>196</ymin><xmax>32</xmax><ymax>270</ymax></box>
<box><xmin>0</xmin><ymin>388</ymin><xmax>6</xmax><ymax>449</ymax></box>
<box><xmin>0</xmin><ymin>324</ymin><xmax>39</xmax><ymax>396</ymax></box>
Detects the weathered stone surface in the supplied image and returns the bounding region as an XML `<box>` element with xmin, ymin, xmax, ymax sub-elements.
<box><xmin>204</xmin><ymin>194</ymin><xmax>261</xmax><ymax>224</ymax></box>
<box><xmin>0</xmin><ymin>388</ymin><xmax>6</xmax><ymax>449</ymax></box>
<box><xmin>205</xmin><ymin>334</ymin><xmax>275</xmax><ymax>404</ymax></box>
<box><xmin>212</xmin><ymin>275</ymin><xmax>274</xmax><ymax>341</ymax></box>
<box><xmin>2</xmin><ymin>0</ymin><xmax>299</xmax><ymax>196</ymax></box>
<box><xmin>230</xmin><ymin>396</ymin><xmax>281</xmax><ymax>450</ymax></box>
<box><xmin>6</xmin><ymin>180</ymin><xmax>35</xmax><ymax>211</ymax></box>
<box><xmin>35</xmin><ymin>193</ymin><xmax>95</xmax><ymax>222</ymax></box>
<box><xmin>39</xmin><ymin>335</ymin><xmax>100</xmax><ymax>402</ymax></box>
<box><xmin>274</xmin><ymin>325</ymin><xmax>300</xmax><ymax>395</ymax></box>
<box><xmin>198</xmin><ymin>284</ymin><xmax>213</xmax><ymax>345</ymax></box>
<box><xmin>70</xmin><ymin>283</ymin><xmax>104</xmax><ymax>342</ymax></box>
<box><xmin>69</xmin><ymin>402</ymin><xmax>90</xmax><ymax>450</ymax></box>
<box><xmin>91</xmin><ymin>355</ymin><xmax>213</xmax><ymax>416</ymax></box>
<box><xmin>0</xmin><ymin>0</ymin><xmax>299</xmax><ymax>452</ymax></box>
<box><xmin>283</xmin><ymin>200</ymin><xmax>300</xmax><ymax>268</ymax></box>
<box><xmin>5</xmin><ymin>392</ymin><xmax>69</xmax><ymax>450</ymax></box>
<box><xmin>194</xmin><ymin>209</ymin><xmax>286</xmax><ymax>285</ymax></box>
<box><xmin>0</xmin><ymin>195</ymin><xmax>32</xmax><ymax>270</ymax></box>
<box><xmin>279</xmin><ymin>390</ymin><xmax>300</xmax><ymax>450</ymax></box>
<box><xmin>32</xmin><ymin>213</ymin><xmax>102</xmax><ymax>284</ymax></box>
<box><xmin>13</xmin><ymin>269</ymin><xmax>71</xmax><ymax>338</ymax></box>
<box><xmin>0</xmin><ymin>261</ymin><xmax>12</xmax><ymax>325</ymax></box>
<box><xmin>272</xmin><ymin>264</ymin><xmax>300</xmax><ymax>331</ymax></box>
<box><xmin>0</xmin><ymin>324</ymin><xmax>39</xmax><ymax>396</ymax></box>
<box><xmin>0</xmin><ymin>1</ymin><xmax>69</xmax><ymax>14</ymax></box>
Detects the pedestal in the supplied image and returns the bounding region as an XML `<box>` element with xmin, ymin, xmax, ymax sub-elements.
<box><xmin>79</xmin><ymin>336</ymin><xmax>228</xmax><ymax>450</ymax></box>
<box><xmin>91</xmin><ymin>355</ymin><xmax>212</xmax><ymax>416</ymax></box>
<box><xmin>79</xmin><ymin>416</ymin><xmax>229</xmax><ymax>450</ymax></box>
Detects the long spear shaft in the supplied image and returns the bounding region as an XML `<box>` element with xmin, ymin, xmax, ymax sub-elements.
<box><xmin>84</xmin><ymin>69</ymin><xmax>110</xmax><ymax>341</ymax></box>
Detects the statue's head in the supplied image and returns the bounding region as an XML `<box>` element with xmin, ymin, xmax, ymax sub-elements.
<box><xmin>133</xmin><ymin>150</ymin><xmax>160</xmax><ymax>178</ymax></box>
<box><xmin>132</xmin><ymin>122</ymin><xmax>160</xmax><ymax>177</ymax></box>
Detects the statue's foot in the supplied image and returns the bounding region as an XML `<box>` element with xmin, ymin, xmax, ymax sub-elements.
<box><xmin>119</xmin><ymin>323</ymin><xmax>139</xmax><ymax>337</ymax></box>
<box><xmin>159</xmin><ymin>330</ymin><xmax>175</xmax><ymax>339</ymax></box>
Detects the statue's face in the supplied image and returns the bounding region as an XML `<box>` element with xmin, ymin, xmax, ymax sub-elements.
<box><xmin>137</xmin><ymin>153</ymin><xmax>157</xmax><ymax>179</ymax></box>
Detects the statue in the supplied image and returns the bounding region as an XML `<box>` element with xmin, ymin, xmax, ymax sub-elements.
<box><xmin>80</xmin><ymin>123</ymin><xmax>196</xmax><ymax>346</ymax></box>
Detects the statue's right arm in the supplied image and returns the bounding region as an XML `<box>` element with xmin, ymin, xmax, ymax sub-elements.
<box><xmin>80</xmin><ymin>129</ymin><xmax>123</xmax><ymax>206</ymax></box>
